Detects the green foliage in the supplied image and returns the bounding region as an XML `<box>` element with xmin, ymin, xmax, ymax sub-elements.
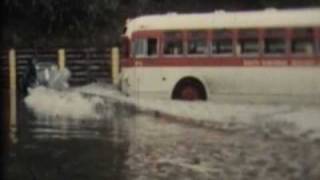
<box><xmin>2</xmin><ymin>0</ymin><xmax>320</xmax><ymax>48</ymax></box>
<box><xmin>3</xmin><ymin>0</ymin><xmax>124</xmax><ymax>47</ymax></box>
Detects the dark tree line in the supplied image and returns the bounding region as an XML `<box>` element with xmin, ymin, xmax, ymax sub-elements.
<box><xmin>1</xmin><ymin>0</ymin><xmax>320</xmax><ymax>48</ymax></box>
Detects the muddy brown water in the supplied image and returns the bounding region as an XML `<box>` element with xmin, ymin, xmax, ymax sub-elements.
<box><xmin>4</xmin><ymin>97</ymin><xmax>131</xmax><ymax>180</ymax></box>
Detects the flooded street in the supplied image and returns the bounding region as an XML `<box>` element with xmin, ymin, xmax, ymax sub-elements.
<box><xmin>4</xmin><ymin>99</ymin><xmax>131</xmax><ymax>180</ymax></box>
<box><xmin>4</xmin><ymin>86</ymin><xmax>320</xmax><ymax>180</ymax></box>
<box><xmin>3</xmin><ymin>2</ymin><xmax>320</xmax><ymax>180</ymax></box>
<box><xmin>126</xmin><ymin>115</ymin><xmax>320</xmax><ymax>180</ymax></box>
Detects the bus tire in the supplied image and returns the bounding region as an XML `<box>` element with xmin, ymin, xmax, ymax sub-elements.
<box><xmin>172</xmin><ymin>78</ymin><xmax>207</xmax><ymax>101</ymax></box>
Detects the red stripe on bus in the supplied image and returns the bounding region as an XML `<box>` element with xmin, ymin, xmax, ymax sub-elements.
<box><xmin>121</xmin><ymin>57</ymin><xmax>320</xmax><ymax>67</ymax></box>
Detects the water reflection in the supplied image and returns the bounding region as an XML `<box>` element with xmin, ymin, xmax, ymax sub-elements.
<box><xmin>5</xmin><ymin>99</ymin><xmax>132</xmax><ymax>180</ymax></box>
<box><xmin>28</xmin><ymin>118</ymin><xmax>104</xmax><ymax>140</ymax></box>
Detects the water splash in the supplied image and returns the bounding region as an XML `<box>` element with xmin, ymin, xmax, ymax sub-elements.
<box><xmin>24</xmin><ymin>86</ymin><xmax>103</xmax><ymax>120</ymax></box>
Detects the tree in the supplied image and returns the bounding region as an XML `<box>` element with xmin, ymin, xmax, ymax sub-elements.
<box><xmin>2</xmin><ymin>0</ymin><xmax>320</xmax><ymax>47</ymax></box>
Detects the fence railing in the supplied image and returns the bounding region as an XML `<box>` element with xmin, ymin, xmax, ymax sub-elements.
<box><xmin>64</xmin><ymin>48</ymin><xmax>112</xmax><ymax>85</ymax></box>
<box><xmin>0</xmin><ymin>48</ymin><xmax>115</xmax><ymax>88</ymax></box>
<box><xmin>0</xmin><ymin>50</ymin><xmax>9</xmax><ymax>89</ymax></box>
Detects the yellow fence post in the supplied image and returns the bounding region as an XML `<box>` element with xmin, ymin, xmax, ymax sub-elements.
<box><xmin>111</xmin><ymin>47</ymin><xmax>120</xmax><ymax>85</ymax></box>
<box><xmin>9</xmin><ymin>49</ymin><xmax>17</xmax><ymax>142</ymax></box>
<box><xmin>58</xmin><ymin>48</ymin><xmax>66</xmax><ymax>70</ymax></box>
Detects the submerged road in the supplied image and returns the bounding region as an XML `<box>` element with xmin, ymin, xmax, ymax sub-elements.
<box><xmin>4</xmin><ymin>99</ymin><xmax>131</xmax><ymax>180</ymax></box>
<box><xmin>4</xmin><ymin>92</ymin><xmax>320</xmax><ymax>180</ymax></box>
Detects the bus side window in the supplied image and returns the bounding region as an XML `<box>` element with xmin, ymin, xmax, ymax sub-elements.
<box><xmin>238</xmin><ymin>29</ymin><xmax>259</xmax><ymax>56</ymax></box>
<box><xmin>292</xmin><ymin>39</ymin><xmax>314</xmax><ymax>55</ymax></box>
<box><xmin>211</xmin><ymin>39</ymin><xmax>233</xmax><ymax>55</ymax></box>
<box><xmin>239</xmin><ymin>39</ymin><xmax>259</xmax><ymax>54</ymax></box>
<box><xmin>264</xmin><ymin>29</ymin><xmax>286</xmax><ymax>55</ymax></box>
<box><xmin>147</xmin><ymin>38</ymin><xmax>157</xmax><ymax>55</ymax></box>
<box><xmin>264</xmin><ymin>38</ymin><xmax>286</xmax><ymax>54</ymax></box>
<box><xmin>187</xmin><ymin>31</ymin><xmax>208</xmax><ymax>55</ymax></box>
<box><xmin>291</xmin><ymin>28</ymin><xmax>314</xmax><ymax>56</ymax></box>
<box><xmin>164</xmin><ymin>31</ymin><xmax>183</xmax><ymax>56</ymax></box>
<box><xmin>132</xmin><ymin>38</ymin><xmax>158</xmax><ymax>58</ymax></box>
<box><xmin>211</xmin><ymin>30</ymin><xmax>233</xmax><ymax>56</ymax></box>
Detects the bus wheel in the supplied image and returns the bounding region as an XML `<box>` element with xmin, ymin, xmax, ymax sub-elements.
<box><xmin>181</xmin><ymin>85</ymin><xmax>200</xmax><ymax>100</ymax></box>
<box><xmin>173</xmin><ymin>78</ymin><xmax>207</xmax><ymax>101</ymax></box>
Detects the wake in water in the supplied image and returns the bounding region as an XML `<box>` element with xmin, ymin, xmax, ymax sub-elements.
<box><xmin>24</xmin><ymin>83</ymin><xmax>320</xmax><ymax>139</ymax></box>
<box><xmin>24</xmin><ymin>86</ymin><xmax>103</xmax><ymax>120</ymax></box>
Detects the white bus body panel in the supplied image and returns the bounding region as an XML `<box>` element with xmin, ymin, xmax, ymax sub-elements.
<box><xmin>121</xmin><ymin>66</ymin><xmax>320</xmax><ymax>104</ymax></box>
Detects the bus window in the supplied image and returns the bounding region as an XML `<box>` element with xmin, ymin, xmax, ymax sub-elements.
<box><xmin>211</xmin><ymin>30</ymin><xmax>233</xmax><ymax>55</ymax></box>
<box><xmin>291</xmin><ymin>28</ymin><xmax>315</xmax><ymax>56</ymax></box>
<box><xmin>164</xmin><ymin>32</ymin><xmax>183</xmax><ymax>56</ymax></box>
<box><xmin>264</xmin><ymin>29</ymin><xmax>286</xmax><ymax>55</ymax></box>
<box><xmin>187</xmin><ymin>31</ymin><xmax>207</xmax><ymax>55</ymax></box>
<box><xmin>264</xmin><ymin>38</ymin><xmax>286</xmax><ymax>54</ymax></box>
<box><xmin>132</xmin><ymin>38</ymin><xmax>158</xmax><ymax>58</ymax></box>
<box><xmin>292</xmin><ymin>39</ymin><xmax>314</xmax><ymax>55</ymax></box>
<box><xmin>239</xmin><ymin>39</ymin><xmax>259</xmax><ymax>54</ymax></box>
<box><xmin>211</xmin><ymin>39</ymin><xmax>233</xmax><ymax>55</ymax></box>
<box><xmin>238</xmin><ymin>29</ymin><xmax>259</xmax><ymax>55</ymax></box>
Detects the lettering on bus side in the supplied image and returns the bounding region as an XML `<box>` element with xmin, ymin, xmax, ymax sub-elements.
<box><xmin>134</xmin><ymin>61</ymin><xmax>143</xmax><ymax>66</ymax></box>
<box><xmin>243</xmin><ymin>60</ymin><xmax>260</xmax><ymax>66</ymax></box>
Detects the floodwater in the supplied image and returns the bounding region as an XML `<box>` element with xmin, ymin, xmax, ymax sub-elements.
<box><xmin>4</xmin><ymin>89</ymin><xmax>320</xmax><ymax>180</ymax></box>
<box><xmin>4</xmin><ymin>98</ymin><xmax>133</xmax><ymax>180</ymax></box>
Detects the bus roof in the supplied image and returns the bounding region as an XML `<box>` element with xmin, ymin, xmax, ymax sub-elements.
<box><xmin>124</xmin><ymin>8</ymin><xmax>320</xmax><ymax>37</ymax></box>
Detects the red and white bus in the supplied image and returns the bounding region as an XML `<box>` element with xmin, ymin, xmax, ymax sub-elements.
<box><xmin>120</xmin><ymin>8</ymin><xmax>320</xmax><ymax>103</ymax></box>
